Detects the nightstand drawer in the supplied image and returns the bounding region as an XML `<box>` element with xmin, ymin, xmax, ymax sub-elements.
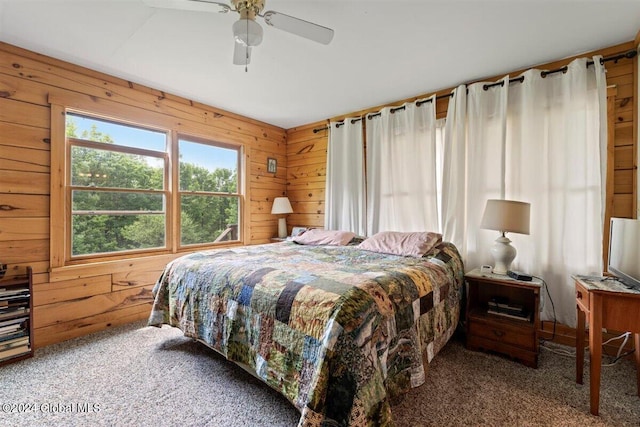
<box><xmin>468</xmin><ymin>318</ymin><xmax>536</xmax><ymax>351</ymax></box>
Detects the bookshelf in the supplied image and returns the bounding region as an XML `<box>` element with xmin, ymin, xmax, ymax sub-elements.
<box><xmin>0</xmin><ymin>267</ymin><xmax>33</xmax><ymax>366</ymax></box>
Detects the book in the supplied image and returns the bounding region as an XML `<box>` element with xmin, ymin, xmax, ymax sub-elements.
<box><xmin>0</xmin><ymin>293</ymin><xmax>30</xmax><ymax>302</ymax></box>
<box><xmin>0</xmin><ymin>316</ymin><xmax>28</xmax><ymax>328</ymax></box>
<box><xmin>488</xmin><ymin>298</ymin><xmax>524</xmax><ymax>312</ymax></box>
<box><xmin>0</xmin><ymin>344</ymin><xmax>30</xmax><ymax>360</ymax></box>
<box><xmin>0</xmin><ymin>318</ymin><xmax>27</xmax><ymax>335</ymax></box>
<box><xmin>0</xmin><ymin>336</ymin><xmax>29</xmax><ymax>350</ymax></box>
<box><xmin>0</xmin><ymin>287</ymin><xmax>29</xmax><ymax>297</ymax></box>
<box><xmin>0</xmin><ymin>325</ymin><xmax>23</xmax><ymax>335</ymax></box>
<box><xmin>0</xmin><ymin>330</ymin><xmax>28</xmax><ymax>343</ymax></box>
<box><xmin>0</xmin><ymin>308</ymin><xmax>28</xmax><ymax>321</ymax></box>
<box><xmin>488</xmin><ymin>308</ymin><xmax>531</xmax><ymax>321</ymax></box>
<box><xmin>487</xmin><ymin>299</ymin><xmax>525</xmax><ymax>314</ymax></box>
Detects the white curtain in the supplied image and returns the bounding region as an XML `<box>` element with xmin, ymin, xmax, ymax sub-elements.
<box><xmin>441</xmin><ymin>86</ymin><xmax>467</xmax><ymax>249</ymax></box>
<box><xmin>325</xmin><ymin>119</ymin><xmax>366</xmax><ymax>236</ymax></box>
<box><xmin>464</xmin><ymin>76</ymin><xmax>510</xmax><ymax>272</ymax></box>
<box><xmin>366</xmin><ymin>96</ymin><xmax>440</xmax><ymax>235</ymax></box>
<box><xmin>445</xmin><ymin>57</ymin><xmax>607</xmax><ymax>326</ymax></box>
<box><xmin>435</xmin><ymin>117</ymin><xmax>446</xmax><ymax>232</ymax></box>
<box><xmin>504</xmin><ymin>57</ymin><xmax>606</xmax><ymax>326</ymax></box>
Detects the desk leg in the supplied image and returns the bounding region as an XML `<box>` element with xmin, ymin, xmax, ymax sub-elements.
<box><xmin>589</xmin><ymin>294</ymin><xmax>603</xmax><ymax>416</ymax></box>
<box><xmin>635</xmin><ymin>333</ymin><xmax>640</xmax><ymax>397</ymax></box>
<box><xmin>576</xmin><ymin>305</ymin><xmax>585</xmax><ymax>384</ymax></box>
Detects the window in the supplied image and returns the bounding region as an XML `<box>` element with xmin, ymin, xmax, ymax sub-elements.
<box><xmin>59</xmin><ymin>110</ymin><xmax>242</xmax><ymax>262</ymax></box>
<box><xmin>68</xmin><ymin>113</ymin><xmax>168</xmax><ymax>257</ymax></box>
<box><xmin>178</xmin><ymin>137</ymin><xmax>240</xmax><ymax>246</ymax></box>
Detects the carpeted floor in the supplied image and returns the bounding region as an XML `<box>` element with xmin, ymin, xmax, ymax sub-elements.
<box><xmin>0</xmin><ymin>321</ymin><xmax>638</xmax><ymax>426</ymax></box>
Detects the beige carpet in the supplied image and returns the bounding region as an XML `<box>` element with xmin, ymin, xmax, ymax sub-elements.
<box><xmin>0</xmin><ymin>321</ymin><xmax>638</xmax><ymax>426</ymax></box>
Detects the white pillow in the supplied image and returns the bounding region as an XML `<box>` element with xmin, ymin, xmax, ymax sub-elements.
<box><xmin>358</xmin><ymin>231</ymin><xmax>442</xmax><ymax>257</ymax></box>
<box><xmin>292</xmin><ymin>229</ymin><xmax>356</xmax><ymax>246</ymax></box>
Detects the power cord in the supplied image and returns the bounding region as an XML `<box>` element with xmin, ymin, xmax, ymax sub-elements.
<box><xmin>599</xmin><ymin>332</ymin><xmax>635</xmax><ymax>367</ymax></box>
<box><xmin>540</xmin><ymin>340</ymin><xmax>575</xmax><ymax>358</ymax></box>
<box><xmin>534</xmin><ymin>275</ymin><xmax>557</xmax><ymax>342</ymax></box>
<box><xmin>534</xmin><ymin>276</ymin><xmax>636</xmax><ymax>366</ymax></box>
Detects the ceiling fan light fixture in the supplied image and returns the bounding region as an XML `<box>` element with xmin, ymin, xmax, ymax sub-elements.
<box><xmin>232</xmin><ymin>18</ymin><xmax>263</xmax><ymax>47</ymax></box>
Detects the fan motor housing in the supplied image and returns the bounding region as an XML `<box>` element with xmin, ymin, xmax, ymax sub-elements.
<box><xmin>233</xmin><ymin>0</ymin><xmax>264</xmax><ymax>19</ymax></box>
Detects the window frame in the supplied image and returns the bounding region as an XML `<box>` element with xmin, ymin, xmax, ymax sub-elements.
<box><xmin>176</xmin><ymin>134</ymin><xmax>242</xmax><ymax>249</ymax></box>
<box><xmin>49</xmin><ymin>95</ymin><xmax>246</xmax><ymax>270</ymax></box>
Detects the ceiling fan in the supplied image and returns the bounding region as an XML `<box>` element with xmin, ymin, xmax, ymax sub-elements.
<box><xmin>143</xmin><ymin>0</ymin><xmax>334</xmax><ymax>68</ymax></box>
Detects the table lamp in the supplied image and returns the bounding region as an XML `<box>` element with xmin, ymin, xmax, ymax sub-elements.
<box><xmin>271</xmin><ymin>196</ymin><xmax>293</xmax><ymax>238</ymax></box>
<box><xmin>480</xmin><ymin>199</ymin><xmax>530</xmax><ymax>275</ymax></box>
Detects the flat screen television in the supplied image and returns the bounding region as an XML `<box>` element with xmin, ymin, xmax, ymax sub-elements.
<box><xmin>607</xmin><ymin>218</ymin><xmax>640</xmax><ymax>290</ymax></box>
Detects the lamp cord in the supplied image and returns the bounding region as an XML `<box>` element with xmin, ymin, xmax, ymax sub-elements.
<box><xmin>533</xmin><ymin>275</ymin><xmax>557</xmax><ymax>341</ymax></box>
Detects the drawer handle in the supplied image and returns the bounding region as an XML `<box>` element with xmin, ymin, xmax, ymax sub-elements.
<box><xmin>576</xmin><ymin>291</ymin><xmax>583</xmax><ymax>300</ymax></box>
<box><xmin>492</xmin><ymin>329</ymin><xmax>505</xmax><ymax>337</ymax></box>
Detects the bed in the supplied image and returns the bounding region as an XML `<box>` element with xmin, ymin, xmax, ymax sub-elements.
<box><xmin>148</xmin><ymin>232</ymin><xmax>464</xmax><ymax>427</ymax></box>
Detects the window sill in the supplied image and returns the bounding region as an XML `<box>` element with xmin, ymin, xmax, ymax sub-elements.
<box><xmin>49</xmin><ymin>242</ymin><xmax>245</xmax><ymax>282</ymax></box>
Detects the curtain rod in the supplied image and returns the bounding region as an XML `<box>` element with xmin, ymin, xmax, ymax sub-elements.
<box><xmin>476</xmin><ymin>49</ymin><xmax>637</xmax><ymax>92</ymax></box>
<box><xmin>366</xmin><ymin>93</ymin><xmax>454</xmax><ymax>120</ymax></box>
<box><xmin>313</xmin><ymin>48</ymin><xmax>638</xmax><ymax>132</ymax></box>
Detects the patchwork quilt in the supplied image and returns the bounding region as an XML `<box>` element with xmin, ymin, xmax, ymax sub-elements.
<box><xmin>148</xmin><ymin>241</ymin><xmax>464</xmax><ymax>426</ymax></box>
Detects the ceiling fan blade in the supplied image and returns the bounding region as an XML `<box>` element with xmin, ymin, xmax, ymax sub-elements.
<box><xmin>142</xmin><ymin>0</ymin><xmax>231</xmax><ymax>13</ymax></box>
<box><xmin>233</xmin><ymin>41</ymin><xmax>252</xmax><ymax>65</ymax></box>
<box><xmin>262</xmin><ymin>11</ymin><xmax>334</xmax><ymax>45</ymax></box>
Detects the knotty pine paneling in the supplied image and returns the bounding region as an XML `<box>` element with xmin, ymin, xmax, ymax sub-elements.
<box><xmin>285</xmin><ymin>122</ymin><xmax>328</xmax><ymax>230</ymax></box>
<box><xmin>0</xmin><ymin>145</ymin><xmax>50</xmax><ymax>173</ymax></box>
<box><xmin>0</xmin><ymin>122</ymin><xmax>51</xmax><ymax>151</ymax></box>
<box><xmin>608</xmin><ymin>56</ymin><xmax>636</xmax><ymax>220</ymax></box>
<box><xmin>613</xmin><ymin>194</ymin><xmax>634</xmax><ymax>217</ymax></box>
<box><xmin>0</xmin><ymin>41</ymin><xmax>286</xmax><ymax>348</ymax></box>
<box><xmin>33</xmin><ymin>286</ymin><xmax>154</xmax><ymax>329</ymax></box>
<box><xmin>615</xmin><ymin>146</ymin><xmax>635</xmax><ymax>169</ymax></box>
<box><xmin>111</xmin><ymin>268</ymin><xmax>164</xmax><ymax>291</ymax></box>
<box><xmin>34</xmin><ymin>304</ymin><xmax>153</xmax><ymax>349</ymax></box>
<box><xmin>33</xmin><ymin>275</ymin><xmax>112</xmax><ymax>306</ymax></box>
<box><xmin>615</xmin><ymin>121</ymin><xmax>633</xmax><ymax>146</ymax></box>
<box><xmin>0</xmin><ymin>97</ymin><xmax>50</xmax><ymax>129</ymax></box>
<box><xmin>0</xmin><ymin>239</ymin><xmax>48</xmax><ymax>264</ymax></box>
<box><xmin>0</xmin><ymin>45</ymin><xmax>285</xmax><ymax>145</ymax></box>
<box><xmin>0</xmin><ymin>194</ymin><xmax>49</xmax><ymax>218</ymax></box>
<box><xmin>0</xmin><ymin>217</ymin><xmax>48</xmax><ymax>241</ymax></box>
<box><xmin>0</xmin><ymin>169</ymin><xmax>49</xmax><ymax>194</ymax></box>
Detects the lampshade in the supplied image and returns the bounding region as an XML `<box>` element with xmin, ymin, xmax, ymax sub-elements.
<box><xmin>232</xmin><ymin>18</ymin><xmax>263</xmax><ymax>47</ymax></box>
<box><xmin>480</xmin><ymin>199</ymin><xmax>530</xmax><ymax>275</ymax></box>
<box><xmin>271</xmin><ymin>197</ymin><xmax>293</xmax><ymax>215</ymax></box>
<box><xmin>271</xmin><ymin>197</ymin><xmax>293</xmax><ymax>239</ymax></box>
<box><xmin>480</xmin><ymin>199</ymin><xmax>530</xmax><ymax>235</ymax></box>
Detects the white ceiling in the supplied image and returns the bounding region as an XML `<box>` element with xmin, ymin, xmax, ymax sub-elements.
<box><xmin>1</xmin><ymin>0</ymin><xmax>639</xmax><ymax>129</ymax></box>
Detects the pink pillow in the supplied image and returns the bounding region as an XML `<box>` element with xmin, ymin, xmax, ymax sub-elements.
<box><xmin>292</xmin><ymin>229</ymin><xmax>356</xmax><ymax>246</ymax></box>
<box><xmin>358</xmin><ymin>231</ymin><xmax>442</xmax><ymax>257</ymax></box>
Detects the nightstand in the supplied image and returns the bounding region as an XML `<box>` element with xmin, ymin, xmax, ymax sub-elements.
<box><xmin>465</xmin><ymin>268</ymin><xmax>542</xmax><ymax>368</ymax></box>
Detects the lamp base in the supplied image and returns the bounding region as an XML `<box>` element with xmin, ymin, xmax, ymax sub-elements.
<box><xmin>277</xmin><ymin>217</ymin><xmax>288</xmax><ymax>239</ymax></box>
<box><xmin>490</xmin><ymin>235</ymin><xmax>516</xmax><ymax>275</ymax></box>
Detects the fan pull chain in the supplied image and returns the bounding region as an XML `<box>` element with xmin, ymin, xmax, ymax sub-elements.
<box><xmin>245</xmin><ymin>18</ymin><xmax>249</xmax><ymax>72</ymax></box>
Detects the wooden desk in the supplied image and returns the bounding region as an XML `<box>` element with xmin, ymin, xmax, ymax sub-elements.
<box><xmin>573</xmin><ymin>275</ymin><xmax>640</xmax><ymax>415</ymax></box>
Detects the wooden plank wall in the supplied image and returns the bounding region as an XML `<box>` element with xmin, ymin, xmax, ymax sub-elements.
<box><xmin>0</xmin><ymin>42</ymin><xmax>286</xmax><ymax>348</ymax></box>
<box><xmin>285</xmin><ymin>124</ymin><xmax>329</xmax><ymax>230</ymax></box>
<box><xmin>286</xmin><ymin>41</ymin><xmax>638</xmax><ymax>232</ymax></box>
